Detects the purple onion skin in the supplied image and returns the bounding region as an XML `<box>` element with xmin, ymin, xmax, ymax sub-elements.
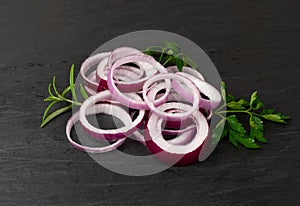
<box><xmin>97</xmin><ymin>80</ymin><xmax>109</xmax><ymax>92</ymax></box>
<box><xmin>144</xmin><ymin>124</ymin><xmax>204</xmax><ymax>167</ymax></box>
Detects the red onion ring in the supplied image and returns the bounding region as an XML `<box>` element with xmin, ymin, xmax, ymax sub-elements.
<box><xmin>145</xmin><ymin>103</ymin><xmax>209</xmax><ymax>166</ymax></box>
<box><xmin>66</xmin><ymin>104</ymin><xmax>128</xmax><ymax>153</ymax></box>
<box><xmin>107</xmin><ymin>54</ymin><xmax>171</xmax><ymax>109</ymax></box>
<box><xmin>108</xmin><ymin>47</ymin><xmax>142</xmax><ymax>68</ymax></box>
<box><xmin>96</xmin><ymin>56</ymin><xmax>148</xmax><ymax>91</ymax></box>
<box><xmin>167</xmin><ymin>66</ymin><xmax>205</xmax><ymax>81</ymax></box>
<box><xmin>80</xmin><ymin>52</ymin><xmax>111</xmax><ymax>91</ymax></box>
<box><xmin>79</xmin><ymin>90</ymin><xmax>145</xmax><ymax>140</ymax></box>
<box><xmin>143</xmin><ymin>73</ymin><xmax>200</xmax><ymax>121</ymax></box>
<box><xmin>161</xmin><ymin>124</ymin><xmax>196</xmax><ymax>135</ymax></box>
<box><xmin>173</xmin><ymin>72</ymin><xmax>221</xmax><ymax>110</ymax></box>
<box><xmin>133</xmin><ymin>125</ymin><xmax>196</xmax><ymax>147</ymax></box>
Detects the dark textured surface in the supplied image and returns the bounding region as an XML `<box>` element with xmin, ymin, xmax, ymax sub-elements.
<box><xmin>1</xmin><ymin>0</ymin><xmax>299</xmax><ymax>205</ymax></box>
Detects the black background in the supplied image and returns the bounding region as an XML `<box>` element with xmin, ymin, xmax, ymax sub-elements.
<box><xmin>1</xmin><ymin>0</ymin><xmax>299</xmax><ymax>205</ymax></box>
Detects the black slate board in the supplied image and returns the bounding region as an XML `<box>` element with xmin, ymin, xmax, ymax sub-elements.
<box><xmin>0</xmin><ymin>0</ymin><xmax>299</xmax><ymax>205</ymax></box>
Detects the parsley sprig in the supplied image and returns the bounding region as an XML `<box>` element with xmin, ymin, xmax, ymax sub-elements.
<box><xmin>213</xmin><ymin>82</ymin><xmax>290</xmax><ymax>149</ymax></box>
<box><xmin>144</xmin><ymin>41</ymin><xmax>197</xmax><ymax>71</ymax></box>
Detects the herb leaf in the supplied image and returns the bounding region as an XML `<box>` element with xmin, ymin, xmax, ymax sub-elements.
<box><xmin>175</xmin><ymin>57</ymin><xmax>183</xmax><ymax>72</ymax></box>
<box><xmin>260</xmin><ymin>109</ymin><xmax>275</xmax><ymax>115</ymax></box>
<box><xmin>226</xmin><ymin>115</ymin><xmax>261</xmax><ymax>148</ymax></box>
<box><xmin>212</xmin><ymin>118</ymin><xmax>226</xmax><ymax>143</ymax></box>
<box><xmin>249</xmin><ymin>115</ymin><xmax>267</xmax><ymax>143</ymax></box>
<box><xmin>62</xmin><ymin>86</ymin><xmax>71</xmax><ymax>97</ymax></box>
<box><xmin>226</xmin><ymin>94</ymin><xmax>235</xmax><ymax>102</ymax></box>
<box><xmin>80</xmin><ymin>83</ymin><xmax>89</xmax><ymax>100</ymax></box>
<box><xmin>250</xmin><ymin>91</ymin><xmax>264</xmax><ymax>110</ymax></box>
<box><xmin>144</xmin><ymin>41</ymin><xmax>196</xmax><ymax>71</ymax></box>
<box><xmin>229</xmin><ymin>130</ymin><xmax>260</xmax><ymax>149</ymax></box>
<box><xmin>41</xmin><ymin>105</ymin><xmax>71</xmax><ymax>128</ymax></box>
<box><xmin>214</xmin><ymin>82</ymin><xmax>289</xmax><ymax>148</ymax></box>
<box><xmin>41</xmin><ymin>65</ymin><xmax>83</xmax><ymax>127</ymax></box>
<box><xmin>182</xmin><ymin>55</ymin><xmax>197</xmax><ymax>69</ymax></box>
<box><xmin>221</xmin><ymin>81</ymin><xmax>226</xmax><ymax>101</ymax></box>
<box><xmin>42</xmin><ymin>100</ymin><xmax>58</xmax><ymax>121</ymax></box>
<box><xmin>226</xmin><ymin>115</ymin><xmax>246</xmax><ymax>134</ymax></box>
<box><xmin>226</xmin><ymin>99</ymin><xmax>249</xmax><ymax>110</ymax></box>
<box><xmin>69</xmin><ymin>64</ymin><xmax>78</xmax><ymax>102</ymax></box>
<box><xmin>262</xmin><ymin>114</ymin><xmax>288</xmax><ymax>123</ymax></box>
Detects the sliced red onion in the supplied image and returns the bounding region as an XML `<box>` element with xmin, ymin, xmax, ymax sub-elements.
<box><xmin>143</xmin><ymin>73</ymin><xmax>200</xmax><ymax>121</ymax></box>
<box><xmin>107</xmin><ymin>54</ymin><xmax>170</xmax><ymax>109</ymax></box>
<box><xmin>145</xmin><ymin>103</ymin><xmax>209</xmax><ymax>166</ymax></box>
<box><xmin>85</xmin><ymin>67</ymin><xmax>142</xmax><ymax>95</ymax></box>
<box><xmin>66</xmin><ymin>104</ymin><xmax>127</xmax><ymax>153</ymax></box>
<box><xmin>83</xmin><ymin>71</ymin><xmax>97</xmax><ymax>96</ymax></box>
<box><xmin>173</xmin><ymin>72</ymin><xmax>221</xmax><ymax>110</ymax></box>
<box><xmin>97</xmin><ymin>61</ymin><xmax>156</xmax><ymax>93</ymax></box>
<box><xmin>80</xmin><ymin>52</ymin><xmax>111</xmax><ymax>91</ymax></box>
<box><xmin>167</xmin><ymin>66</ymin><xmax>205</xmax><ymax>81</ymax></box>
<box><xmin>96</xmin><ymin>56</ymin><xmax>147</xmax><ymax>88</ymax></box>
<box><xmin>71</xmin><ymin>46</ymin><xmax>222</xmax><ymax>166</ymax></box>
<box><xmin>133</xmin><ymin>125</ymin><xmax>196</xmax><ymax>147</ymax></box>
<box><xmin>161</xmin><ymin>124</ymin><xmax>196</xmax><ymax>135</ymax></box>
<box><xmin>167</xmin><ymin>128</ymin><xmax>196</xmax><ymax>145</ymax></box>
<box><xmin>108</xmin><ymin>47</ymin><xmax>142</xmax><ymax>68</ymax></box>
<box><xmin>147</xmin><ymin>82</ymin><xmax>192</xmax><ymax>105</ymax></box>
<box><xmin>79</xmin><ymin>90</ymin><xmax>145</xmax><ymax>140</ymax></box>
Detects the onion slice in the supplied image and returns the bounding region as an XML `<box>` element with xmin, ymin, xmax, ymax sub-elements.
<box><xmin>108</xmin><ymin>47</ymin><xmax>142</xmax><ymax>68</ymax></box>
<box><xmin>167</xmin><ymin>66</ymin><xmax>205</xmax><ymax>81</ymax></box>
<box><xmin>96</xmin><ymin>56</ymin><xmax>148</xmax><ymax>92</ymax></box>
<box><xmin>80</xmin><ymin>52</ymin><xmax>111</xmax><ymax>91</ymax></box>
<box><xmin>173</xmin><ymin>72</ymin><xmax>221</xmax><ymax>110</ymax></box>
<box><xmin>145</xmin><ymin>103</ymin><xmax>209</xmax><ymax>166</ymax></box>
<box><xmin>107</xmin><ymin>54</ymin><xmax>171</xmax><ymax>109</ymax></box>
<box><xmin>143</xmin><ymin>73</ymin><xmax>200</xmax><ymax>121</ymax></box>
<box><xmin>66</xmin><ymin>104</ymin><xmax>127</xmax><ymax>153</ymax></box>
<box><xmin>79</xmin><ymin>90</ymin><xmax>145</xmax><ymax>140</ymax></box>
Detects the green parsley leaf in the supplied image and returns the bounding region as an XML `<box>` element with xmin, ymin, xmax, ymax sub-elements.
<box><xmin>226</xmin><ymin>115</ymin><xmax>246</xmax><ymax>134</ymax></box>
<box><xmin>182</xmin><ymin>55</ymin><xmax>197</xmax><ymax>69</ymax></box>
<box><xmin>250</xmin><ymin>91</ymin><xmax>264</xmax><ymax>110</ymax></box>
<box><xmin>226</xmin><ymin>93</ymin><xmax>235</xmax><ymax>102</ymax></box>
<box><xmin>164</xmin><ymin>41</ymin><xmax>179</xmax><ymax>54</ymax></box>
<box><xmin>221</xmin><ymin>123</ymin><xmax>229</xmax><ymax>139</ymax></box>
<box><xmin>175</xmin><ymin>57</ymin><xmax>183</xmax><ymax>72</ymax></box>
<box><xmin>262</xmin><ymin>114</ymin><xmax>288</xmax><ymax>123</ymax></box>
<box><xmin>250</xmin><ymin>91</ymin><xmax>258</xmax><ymax>106</ymax></box>
<box><xmin>229</xmin><ymin>129</ymin><xmax>260</xmax><ymax>149</ymax></box>
<box><xmin>212</xmin><ymin>118</ymin><xmax>226</xmax><ymax>144</ymax></box>
<box><xmin>249</xmin><ymin>115</ymin><xmax>267</xmax><ymax>143</ymax></box>
<box><xmin>227</xmin><ymin>99</ymin><xmax>249</xmax><ymax>110</ymax></box>
<box><xmin>229</xmin><ymin>130</ymin><xmax>239</xmax><ymax>148</ymax></box>
<box><xmin>162</xmin><ymin>55</ymin><xmax>175</xmax><ymax>66</ymax></box>
<box><xmin>143</xmin><ymin>50</ymin><xmax>152</xmax><ymax>56</ymax></box>
<box><xmin>260</xmin><ymin>109</ymin><xmax>275</xmax><ymax>115</ymax></box>
<box><xmin>221</xmin><ymin>81</ymin><xmax>226</xmax><ymax>101</ymax></box>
